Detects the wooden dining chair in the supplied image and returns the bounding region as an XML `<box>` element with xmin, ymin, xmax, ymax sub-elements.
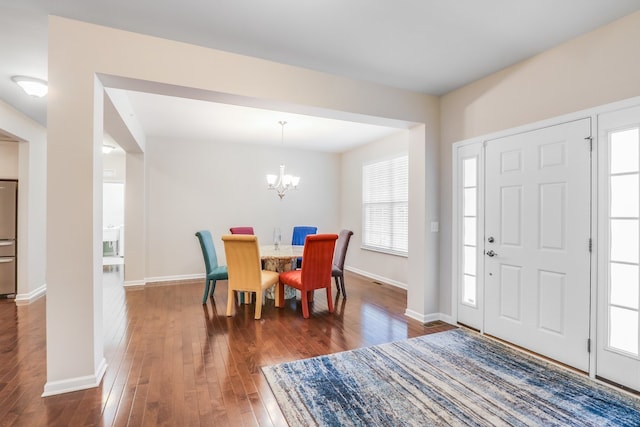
<box><xmin>222</xmin><ymin>234</ymin><xmax>280</xmax><ymax>319</ymax></box>
<box><xmin>278</xmin><ymin>234</ymin><xmax>338</xmax><ymax>318</ymax></box>
<box><xmin>229</xmin><ymin>227</ymin><xmax>257</xmax><ymax>302</ymax></box>
<box><xmin>195</xmin><ymin>230</ymin><xmax>229</xmax><ymax>304</ymax></box>
<box><xmin>332</xmin><ymin>229</ymin><xmax>354</xmax><ymax>298</ymax></box>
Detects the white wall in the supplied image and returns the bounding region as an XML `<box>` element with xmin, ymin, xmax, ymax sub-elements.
<box><xmin>439</xmin><ymin>11</ymin><xmax>640</xmax><ymax>316</ymax></box>
<box><xmin>102</xmin><ymin>148</ymin><xmax>126</xmax><ymax>183</ymax></box>
<box><xmin>145</xmin><ymin>136</ymin><xmax>340</xmax><ymax>281</ymax></box>
<box><xmin>340</xmin><ymin>130</ymin><xmax>409</xmax><ymax>286</ymax></box>
<box><xmin>103</xmin><ymin>183</ymin><xmax>124</xmax><ymax>228</ymax></box>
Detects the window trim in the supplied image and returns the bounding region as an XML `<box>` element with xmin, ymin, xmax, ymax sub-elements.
<box><xmin>361</xmin><ymin>155</ymin><xmax>408</xmax><ymax>257</ymax></box>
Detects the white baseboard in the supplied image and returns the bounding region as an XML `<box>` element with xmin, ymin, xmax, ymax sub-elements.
<box><xmin>14</xmin><ymin>283</ymin><xmax>46</xmax><ymax>306</ymax></box>
<box><xmin>405</xmin><ymin>309</ymin><xmax>439</xmax><ymax>323</ymax></box>
<box><xmin>123</xmin><ymin>280</ymin><xmax>146</xmax><ymax>288</ymax></box>
<box><xmin>124</xmin><ymin>273</ymin><xmax>208</xmax><ymax>288</ymax></box>
<box><xmin>405</xmin><ymin>310</ymin><xmax>456</xmax><ymax>325</ymax></box>
<box><xmin>42</xmin><ymin>358</ymin><xmax>107</xmax><ymax>397</ymax></box>
<box><xmin>144</xmin><ymin>273</ymin><xmax>205</xmax><ymax>284</ymax></box>
<box><xmin>439</xmin><ymin>313</ymin><xmax>456</xmax><ymax>325</ymax></box>
<box><xmin>345</xmin><ymin>266</ymin><xmax>407</xmax><ymax>290</ymax></box>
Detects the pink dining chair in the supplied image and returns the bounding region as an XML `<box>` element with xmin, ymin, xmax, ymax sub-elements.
<box><xmin>230</xmin><ymin>227</ymin><xmax>254</xmax><ymax>235</ymax></box>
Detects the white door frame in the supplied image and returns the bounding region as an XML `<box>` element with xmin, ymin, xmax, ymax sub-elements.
<box><xmin>451</xmin><ymin>95</ymin><xmax>640</xmax><ymax>377</ymax></box>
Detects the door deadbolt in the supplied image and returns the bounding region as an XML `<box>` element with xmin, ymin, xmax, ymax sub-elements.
<box><xmin>487</xmin><ymin>236</ymin><xmax>495</xmax><ymax>243</ymax></box>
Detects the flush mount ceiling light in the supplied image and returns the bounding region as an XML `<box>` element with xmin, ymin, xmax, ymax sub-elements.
<box><xmin>11</xmin><ymin>76</ymin><xmax>48</xmax><ymax>98</ymax></box>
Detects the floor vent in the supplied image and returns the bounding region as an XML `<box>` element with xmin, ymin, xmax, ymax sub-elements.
<box><xmin>372</xmin><ymin>281</ymin><xmax>384</xmax><ymax>286</ymax></box>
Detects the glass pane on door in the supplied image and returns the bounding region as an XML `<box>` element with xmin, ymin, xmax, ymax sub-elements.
<box><xmin>611</xmin><ymin>129</ymin><xmax>639</xmax><ymax>174</ymax></box>
<box><xmin>457</xmin><ymin>142</ymin><xmax>484</xmax><ymax>331</ymax></box>
<box><xmin>608</xmin><ymin>126</ymin><xmax>640</xmax><ymax>356</ymax></box>
<box><xmin>461</xmin><ymin>157</ymin><xmax>478</xmax><ymax>307</ymax></box>
<box><xmin>610</xmin><ymin>306</ymin><xmax>638</xmax><ymax>354</ymax></box>
<box><xmin>610</xmin><ymin>263</ymin><xmax>639</xmax><ymax>309</ymax></box>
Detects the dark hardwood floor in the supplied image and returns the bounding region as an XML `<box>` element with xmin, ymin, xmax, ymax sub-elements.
<box><xmin>0</xmin><ymin>266</ymin><xmax>455</xmax><ymax>426</ymax></box>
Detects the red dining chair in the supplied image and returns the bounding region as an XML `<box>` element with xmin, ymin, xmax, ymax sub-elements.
<box><xmin>230</xmin><ymin>227</ymin><xmax>254</xmax><ymax>235</ymax></box>
<box><xmin>278</xmin><ymin>234</ymin><xmax>338</xmax><ymax>318</ymax></box>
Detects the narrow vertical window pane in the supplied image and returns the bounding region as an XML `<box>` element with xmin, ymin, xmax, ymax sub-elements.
<box><xmin>611</xmin><ymin>128</ymin><xmax>640</xmax><ymax>174</ymax></box>
<box><xmin>464</xmin><ymin>158</ymin><xmax>477</xmax><ymax>187</ymax></box>
<box><xmin>611</xmin><ymin>219</ymin><xmax>639</xmax><ymax>263</ymax></box>
<box><xmin>610</xmin><ymin>306</ymin><xmax>639</xmax><ymax>355</ymax></box>
<box><xmin>611</xmin><ymin>174</ymin><xmax>639</xmax><ymax>218</ymax></box>
<box><xmin>610</xmin><ymin>263</ymin><xmax>639</xmax><ymax>310</ymax></box>
<box><xmin>464</xmin><ymin>246</ymin><xmax>476</xmax><ymax>275</ymax></box>
<box><xmin>464</xmin><ymin>188</ymin><xmax>477</xmax><ymax>216</ymax></box>
<box><xmin>463</xmin><ymin>275</ymin><xmax>476</xmax><ymax>305</ymax></box>
<box><xmin>464</xmin><ymin>217</ymin><xmax>477</xmax><ymax>246</ymax></box>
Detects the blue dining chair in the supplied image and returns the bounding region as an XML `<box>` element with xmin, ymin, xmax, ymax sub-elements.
<box><xmin>195</xmin><ymin>230</ymin><xmax>229</xmax><ymax>304</ymax></box>
<box><xmin>292</xmin><ymin>226</ymin><xmax>317</xmax><ymax>268</ymax></box>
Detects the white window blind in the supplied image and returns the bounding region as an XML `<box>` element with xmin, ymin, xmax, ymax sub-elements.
<box><xmin>362</xmin><ymin>155</ymin><xmax>408</xmax><ymax>255</ymax></box>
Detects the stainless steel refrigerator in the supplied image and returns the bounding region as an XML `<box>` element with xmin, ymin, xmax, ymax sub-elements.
<box><xmin>0</xmin><ymin>180</ymin><xmax>17</xmax><ymax>296</ymax></box>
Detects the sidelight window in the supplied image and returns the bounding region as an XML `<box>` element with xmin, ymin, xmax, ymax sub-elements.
<box><xmin>608</xmin><ymin>127</ymin><xmax>640</xmax><ymax>355</ymax></box>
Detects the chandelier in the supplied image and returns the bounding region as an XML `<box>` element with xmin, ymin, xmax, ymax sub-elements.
<box><xmin>266</xmin><ymin>121</ymin><xmax>300</xmax><ymax>199</ymax></box>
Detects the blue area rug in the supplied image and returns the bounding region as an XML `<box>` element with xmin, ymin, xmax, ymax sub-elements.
<box><xmin>262</xmin><ymin>328</ymin><xmax>640</xmax><ymax>426</ymax></box>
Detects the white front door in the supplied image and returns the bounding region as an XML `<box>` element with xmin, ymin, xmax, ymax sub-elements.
<box><xmin>484</xmin><ymin>119</ymin><xmax>592</xmax><ymax>371</ymax></box>
<box><xmin>597</xmin><ymin>106</ymin><xmax>640</xmax><ymax>391</ymax></box>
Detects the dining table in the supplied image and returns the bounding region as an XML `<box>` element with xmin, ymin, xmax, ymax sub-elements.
<box><xmin>260</xmin><ymin>244</ymin><xmax>304</xmax><ymax>300</ymax></box>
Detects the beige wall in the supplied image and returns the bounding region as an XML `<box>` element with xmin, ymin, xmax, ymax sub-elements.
<box><xmin>0</xmin><ymin>100</ymin><xmax>47</xmax><ymax>304</ymax></box>
<box><xmin>439</xmin><ymin>11</ymin><xmax>640</xmax><ymax>316</ymax></box>
<box><xmin>340</xmin><ymin>130</ymin><xmax>409</xmax><ymax>287</ymax></box>
<box><xmin>0</xmin><ymin>141</ymin><xmax>19</xmax><ymax>178</ymax></box>
<box><xmin>46</xmin><ymin>16</ymin><xmax>439</xmax><ymax>394</ymax></box>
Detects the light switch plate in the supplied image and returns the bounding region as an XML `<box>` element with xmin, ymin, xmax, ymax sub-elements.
<box><xmin>431</xmin><ymin>221</ymin><xmax>439</xmax><ymax>232</ymax></box>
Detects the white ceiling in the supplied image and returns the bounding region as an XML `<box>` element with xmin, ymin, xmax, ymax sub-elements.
<box><xmin>124</xmin><ymin>90</ymin><xmax>403</xmax><ymax>152</ymax></box>
<box><xmin>2</xmin><ymin>0</ymin><xmax>640</xmax><ymax>152</ymax></box>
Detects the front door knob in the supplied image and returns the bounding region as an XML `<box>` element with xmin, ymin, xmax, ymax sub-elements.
<box><xmin>486</xmin><ymin>250</ymin><xmax>497</xmax><ymax>257</ymax></box>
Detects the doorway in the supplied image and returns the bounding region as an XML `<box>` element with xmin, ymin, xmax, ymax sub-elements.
<box><xmin>102</xmin><ymin>143</ymin><xmax>125</xmax><ymax>267</ymax></box>
<box><xmin>455</xmin><ymin>118</ymin><xmax>592</xmax><ymax>372</ymax></box>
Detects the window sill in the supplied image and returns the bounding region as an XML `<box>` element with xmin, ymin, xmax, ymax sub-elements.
<box><xmin>361</xmin><ymin>245</ymin><xmax>408</xmax><ymax>258</ymax></box>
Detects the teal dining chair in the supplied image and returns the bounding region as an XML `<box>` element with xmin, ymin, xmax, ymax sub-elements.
<box><xmin>195</xmin><ymin>230</ymin><xmax>229</xmax><ymax>304</ymax></box>
<box><xmin>292</xmin><ymin>226</ymin><xmax>317</xmax><ymax>268</ymax></box>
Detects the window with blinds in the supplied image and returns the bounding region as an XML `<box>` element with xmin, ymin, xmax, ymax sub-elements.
<box><xmin>362</xmin><ymin>155</ymin><xmax>408</xmax><ymax>256</ymax></box>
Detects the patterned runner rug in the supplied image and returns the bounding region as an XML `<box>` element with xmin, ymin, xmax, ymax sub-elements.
<box><xmin>262</xmin><ymin>328</ymin><xmax>640</xmax><ymax>426</ymax></box>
